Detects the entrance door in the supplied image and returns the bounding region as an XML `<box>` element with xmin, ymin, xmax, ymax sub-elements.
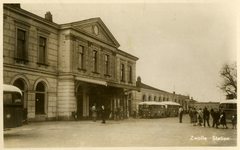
<box><xmin>77</xmin><ymin>94</ymin><xmax>83</xmax><ymax>119</ymax></box>
<box><xmin>36</xmin><ymin>93</ymin><xmax>45</xmax><ymax>114</ymax></box>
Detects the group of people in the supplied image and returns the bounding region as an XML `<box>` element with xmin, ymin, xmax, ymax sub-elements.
<box><xmin>188</xmin><ymin>107</ymin><xmax>237</xmax><ymax>129</ymax></box>
<box><xmin>91</xmin><ymin>104</ymin><xmax>124</xmax><ymax>124</ymax></box>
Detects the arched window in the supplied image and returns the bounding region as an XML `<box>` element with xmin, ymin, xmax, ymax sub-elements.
<box><xmin>154</xmin><ymin>96</ymin><xmax>156</xmax><ymax>101</ymax></box>
<box><xmin>148</xmin><ymin>95</ymin><xmax>151</xmax><ymax>101</ymax></box>
<box><xmin>159</xmin><ymin>97</ymin><xmax>161</xmax><ymax>102</ymax></box>
<box><xmin>167</xmin><ymin>98</ymin><xmax>169</xmax><ymax>101</ymax></box>
<box><xmin>142</xmin><ymin>95</ymin><xmax>146</xmax><ymax>101</ymax></box>
<box><xmin>13</xmin><ymin>79</ymin><xmax>27</xmax><ymax>108</ymax></box>
<box><xmin>163</xmin><ymin>97</ymin><xmax>165</xmax><ymax>101</ymax></box>
<box><xmin>35</xmin><ymin>82</ymin><xmax>46</xmax><ymax>114</ymax></box>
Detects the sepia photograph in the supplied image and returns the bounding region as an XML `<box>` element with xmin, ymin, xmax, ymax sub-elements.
<box><xmin>1</xmin><ymin>0</ymin><xmax>238</xmax><ymax>148</ymax></box>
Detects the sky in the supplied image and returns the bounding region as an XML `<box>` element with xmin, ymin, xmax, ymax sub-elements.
<box><xmin>17</xmin><ymin>1</ymin><xmax>237</xmax><ymax>102</ymax></box>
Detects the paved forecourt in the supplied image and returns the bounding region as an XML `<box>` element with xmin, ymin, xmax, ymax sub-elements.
<box><xmin>4</xmin><ymin>116</ymin><xmax>237</xmax><ymax>147</ymax></box>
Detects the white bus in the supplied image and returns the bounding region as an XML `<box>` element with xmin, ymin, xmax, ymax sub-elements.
<box><xmin>219</xmin><ymin>99</ymin><xmax>237</xmax><ymax>120</ymax></box>
<box><xmin>138</xmin><ymin>101</ymin><xmax>166</xmax><ymax>118</ymax></box>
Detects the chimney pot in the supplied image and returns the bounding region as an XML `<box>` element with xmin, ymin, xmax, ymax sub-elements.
<box><xmin>45</xmin><ymin>11</ymin><xmax>53</xmax><ymax>22</ymax></box>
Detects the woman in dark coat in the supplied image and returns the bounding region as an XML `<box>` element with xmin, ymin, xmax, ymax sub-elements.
<box><xmin>192</xmin><ymin>108</ymin><xmax>198</xmax><ymax>126</ymax></box>
<box><xmin>220</xmin><ymin>110</ymin><xmax>228</xmax><ymax>129</ymax></box>
<box><xmin>101</xmin><ymin>105</ymin><xmax>106</xmax><ymax>124</ymax></box>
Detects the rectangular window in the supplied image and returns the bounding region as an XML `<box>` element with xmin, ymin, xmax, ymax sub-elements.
<box><xmin>121</xmin><ymin>63</ymin><xmax>125</xmax><ymax>81</ymax></box>
<box><xmin>105</xmin><ymin>55</ymin><xmax>109</xmax><ymax>75</ymax></box>
<box><xmin>39</xmin><ymin>37</ymin><xmax>46</xmax><ymax>64</ymax></box>
<box><xmin>79</xmin><ymin>46</ymin><xmax>84</xmax><ymax>69</ymax></box>
<box><xmin>128</xmin><ymin>66</ymin><xmax>132</xmax><ymax>82</ymax></box>
<box><xmin>17</xmin><ymin>29</ymin><xmax>26</xmax><ymax>59</ymax></box>
<box><xmin>93</xmin><ymin>50</ymin><xmax>97</xmax><ymax>72</ymax></box>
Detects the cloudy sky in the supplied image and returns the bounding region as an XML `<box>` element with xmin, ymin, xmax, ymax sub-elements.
<box><xmin>19</xmin><ymin>1</ymin><xmax>237</xmax><ymax>102</ymax></box>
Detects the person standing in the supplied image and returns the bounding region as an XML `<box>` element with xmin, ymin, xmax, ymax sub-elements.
<box><xmin>232</xmin><ymin>114</ymin><xmax>237</xmax><ymax>129</ymax></box>
<box><xmin>179</xmin><ymin>106</ymin><xmax>183</xmax><ymax>123</ymax></box>
<box><xmin>197</xmin><ymin>108</ymin><xmax>203</xmax><ymax>126</ymax></box>
<box><xmin>219</xmin><ymin>110</ymin><xmax>228</xmax><ymax>129</ymax></box>
<box><xmin>203</xmin><ymin>107</ymin><xmax>210</xmax><ymax>127</ymax></box>
<box><xmin>23</xmin><ymin>108</ymin><xmax>28</xmax><ymax>125</ymax></box>
<box><xmin>101</xmin><ymin>105</ymin><xmax>106</xmax><ymax>124</ymax></box>
<box><xmin>212</xmin><ymin>109</ymin><xmax>220</xmax><ymax>128</ymax></box>
<box><xmin>92</xmin><ymin>103</ymin><xmax>97</xmax><ymax>122</ymax></box>
<box><xmin>192</xmin><ymin>108</ymin><xmax>198</xmax><ymax>126</ymax></box>
<box><xmin>189</xmin><ymin>107</ymin><xmax>193</xmax><ymax>123</ymax></box>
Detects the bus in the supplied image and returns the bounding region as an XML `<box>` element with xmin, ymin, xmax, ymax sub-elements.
<box><xmin>3</xmin><ymin>84</ymin><xmax>23</xmax><ymax>129</ymax></box>
<box><xmin>219</xmin><ymin>99</ymin><xmax>237</xmax><ymax>120</ymax></box>
<box><xmin>161</xmin><ymin>101</ymin><xmax>180</xmax><ymax>117</ymax></box>
<box><xmin>138</xmin><ymin>101</ymin><xmax>166</xmax><ymax>118</ymax></box>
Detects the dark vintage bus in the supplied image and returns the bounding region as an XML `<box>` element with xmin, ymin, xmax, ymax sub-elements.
<box><xmin>161</xmin><ymin>101</ymin><xmax>180</xmax><ymax>117</ymax></box>
<box><xmin>138</xmin><ymin>101</ymin><xmax>166</xmax><ymax>118</ymax></box>
<box><xmin>3</xmin><ymin>84</ymin><xmax>23</xmax><ymax>129</ymax></box>
<box><xmin>219</xmin><ymin>99</ymin><xmax>237</xmax><ymax>120</ymax></box>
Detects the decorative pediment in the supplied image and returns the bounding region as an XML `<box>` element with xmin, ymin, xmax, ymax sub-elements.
<box><xmin>70</xmin><ymin>18</ymin><xmax>120</xmax><ymax>48</ymax></box>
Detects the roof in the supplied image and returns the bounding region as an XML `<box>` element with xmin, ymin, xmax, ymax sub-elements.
<box><xmin>161</xmin><ymin>101</ymin><xmax>181</xmax><ymax>106</ymax></box>
<box><xmin>3</xmin><ymin>84</ymin><xmax>22</xmax><ymax>95</ymax></box>
<box><xmin>138</xmin><ymin>101</ymin><xmax>165</xmax><ymax>105</ymax></box>
<box><xmin>220</xmin><ymin>99</ymin><xmax>237</xmax><ymax>104</ymax></box>
<box><xmin>138</xmin><ymin>82</ymin><xmax>168</xmax><ymax>93</ymax></box>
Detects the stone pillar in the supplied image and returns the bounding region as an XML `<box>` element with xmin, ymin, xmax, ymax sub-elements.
<box><xmin>57</xmin><ymin>75</ymin><xmax>76</xmax><ymax>120</ymax></box>
<box><xmin>27</xmin><ymin>92</ymin><xmax>36</xmax><ymax>120</ymax></box>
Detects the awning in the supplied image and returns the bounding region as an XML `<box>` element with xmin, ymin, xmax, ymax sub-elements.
<box><xmin>107</xmin><ymin>81</ymin><xmax>140</xmax><ymax>91</ymax></box>
<box><xmin>75</xmin><ymin>77</ymin><xmax>107</xmax><ymax>86</ymax></box>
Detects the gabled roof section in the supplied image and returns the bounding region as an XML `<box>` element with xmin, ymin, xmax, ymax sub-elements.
<box><xmin>60</xmin><ymin>17</ymin><xmax>120</xmax><ymax>48</ymax></box>
<box><xmin>139</xmin><ymin>82</ymin><xmax>168</xmax><ymax>93</ymax></box>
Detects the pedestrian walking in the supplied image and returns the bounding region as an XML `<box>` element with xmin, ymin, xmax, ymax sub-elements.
<box><xmin>106</xmin><ymin>106</ymin><xmax>112</xmax><ymax>120</ymax></box>
<box><xmin>116</xmin><ymin>106</ymin><xmax>120</xmax><ymax>121</ymax></box>
<box><xmin>189</xmin><ymin>107</ymin><xmax>193</xmax><ymax>123</ymax></box>
<box><xmin>192</xmin><ymin>108</ymin><xmax>198</xmax><ymax>126</ymax></box>
<box><xmin>178</xmin><ymin>106</ymin><xmax>183</xmax><ymax>123</ymax></box>
<box><xmin>210</xmin><ymin>108</ymin><xmax>214</xmax><ymax>118</ymax></box>
<box><xmin>212</xmin><ymin>108</ymin><xmax>220</xmax><ymax>128</ymax></box>
<box><xmin>203</xmin><ymin>107</ymin><xmax>210</xmax><ymax>127</ymax></box>
<box><xmin>22</xmin><ymin>108</ymin><xmax>28</xmax><ymax>124</ymax></box>
<box><xmin>101</xmin><ymin>105</ymin><xmax>106</xmax><ymax>124</ymax></box>
<box><xmin>219</xmin><ymin>110</ymin><xmax>228</xmax><ymax>129</ymax></box>
<box><xmin>232</xmin><ymin>114</ymin><xmax>237</xmax><ymax>129</ymax></box>
<box><xmin>120</xmin><ymin>106</ymin><xmax>123</xmax><ymax>120</ymax></box>
<box><xmin>197</xmin><ymin>108</ymin><xmax>203</xmax><ymax>126</ymax></box>
<box><xmin>92</xmin><ymin>103</ymin><xmax>97</xmax><ymax>122</ymax></box>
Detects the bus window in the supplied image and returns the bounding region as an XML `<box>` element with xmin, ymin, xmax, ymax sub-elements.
<box><xmin>3</xmin><ymin>93</ymin><xmax>13</xmax><ymax>104</ymax></box>
<box><xmin>219</xmin><ymin>104</ymin><xmax>223</xmax><ymax>109</ymax></box>
<box><xmin>229</xmin><ymin>104</ymin><xmax>236</xmax><ymax>109</ymax></box>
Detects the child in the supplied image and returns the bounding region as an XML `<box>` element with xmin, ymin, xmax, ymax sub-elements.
<box><xmin>232</xmin><ymin>114</ymin><xmax>237</xmax><ymax>129</ymax></box>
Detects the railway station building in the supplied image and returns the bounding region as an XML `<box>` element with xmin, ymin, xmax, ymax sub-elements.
<box><xmin>3</xmin><ymin>4</ymin><xmax>139</xmax><ymax>121</ymax></box>
<box><xmin>3</xmin><ymin>4</ymin><xmax>195</xmax><ymax>121</ymax></box>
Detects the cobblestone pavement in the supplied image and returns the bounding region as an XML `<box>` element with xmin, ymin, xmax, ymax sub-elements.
<box><xmin>3</xmin><ymin>115</ymin><xmax>237</xmax><ymax>148</ymax></box>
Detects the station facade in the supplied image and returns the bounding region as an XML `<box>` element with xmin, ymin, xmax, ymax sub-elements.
<box><xmin>3</xmin><ymin>4</ymin><xmax>196</xmax><ymax>121</ymax></box>
<box><xmin>3</xmin><ymin>4</ymin><xmax>139</xmax><ymax>121</ymax></box>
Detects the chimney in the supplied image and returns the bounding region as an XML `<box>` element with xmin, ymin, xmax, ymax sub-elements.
<box><xmin>136</xmin><ymin>76</ymin><xmax>141</xmax><ymax>87</ymax></box>
<box><xmin>45</xmin><ymin>11</ymin><xmax>53</xmax><ymax>22</ymax></box>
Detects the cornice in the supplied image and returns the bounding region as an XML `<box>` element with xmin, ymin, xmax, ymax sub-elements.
<box><xmin>4</xmin><ymin>4</ymin><xmax>60</xmax><ymax>29</ymax></box>
<box><xmin>3</xmin><ymin>64</ymin><xmax>58</xmax><ymax>76</ymax></box>
<box><xmin>61</xmin><ymin>26</ymin><xmax>119</xmax><ymax>49</ymax></box>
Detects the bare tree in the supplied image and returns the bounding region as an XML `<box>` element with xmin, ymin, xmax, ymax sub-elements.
<box><xmin>219</xmin><ymin>62</ymin><xmax>237</xmax><ymax>99</ymax></box>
